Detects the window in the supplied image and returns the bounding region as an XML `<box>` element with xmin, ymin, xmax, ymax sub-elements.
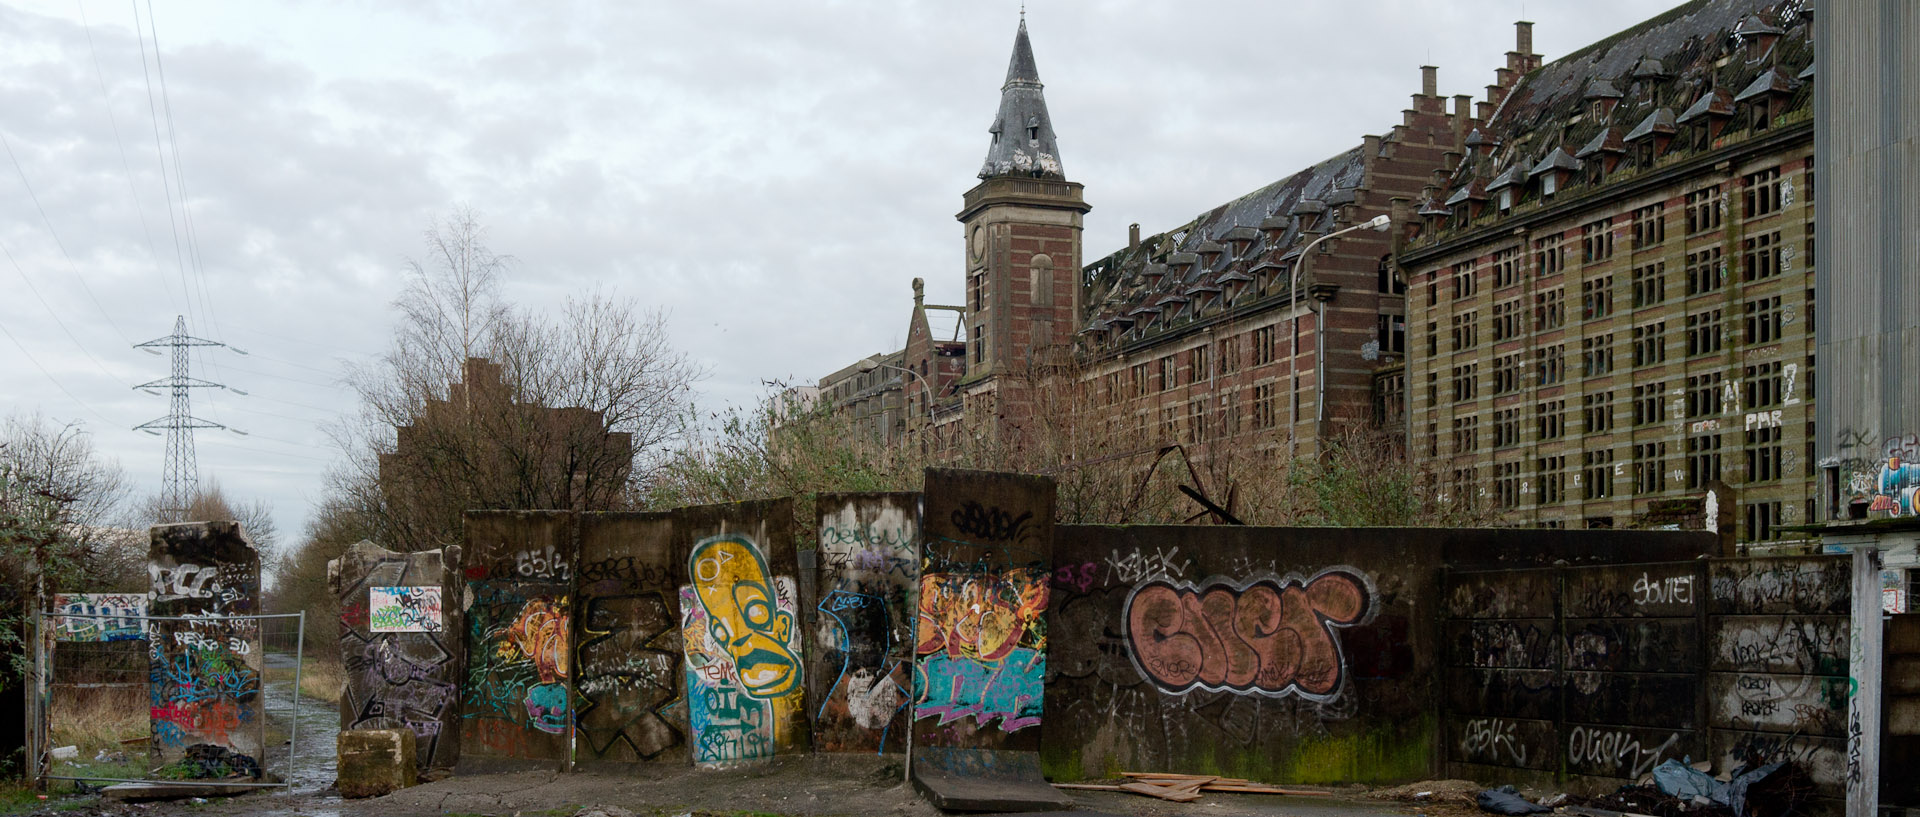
<box><xmin>1162</xmin><ymin>405</ymin><xmax>1179</xmax><ymax>440</ymax></box>
<box><xmin>1377</xmin><ymin>314</ymin><xmax>1407</xmax><ymax>354</ymax></box>
<box><xmin>1224</xmin><ymin>393</ymin><xmax>1241</xmax><ymax>436</ymax></box>
<box><xmin>1131</xmin><ymin>362</ymin><xmax>1149</xmax><ymax>398</ymax></box>
<box><xmin>1743</xmin><ymin>167</ymin><xmax>1781</xmax><ymax>219</ymax></box>
<box><xmin>1581</xmin><ymin>334</ymin><xmax>1615</xmax><ymax>377</ymax></box>
<box><xmin>1374</xmin><ymin>372</ymin><xmax>1404</xmax><ymax>427</ymax></box>
<box><xmin>1496</xmin><ymin>461</ymin><xmax>1523</xmax><ymax>509</ymax></box>
<box><xmin>969</xmin><ymin>271</ymin><xmax>986</xmax><ymax>312</ymax></box>
<box><xmin>1450</xmin><ymin>467</ymin><xmax>1477</xmax><ymax>508</ymax></box>
<box><xmin>1251</xmin><ymin>326</ymin><xmax>1275</xmax><ymax>366</ymax></box>
<box><xmin>1218</xmin><ymin>337</ymin><xmax>1240</xmax><ymax>374</ymax></box>
<box><xmin>1426</xmin><ymin>420</ymin><xmax>1439</xmax><ymax>458</ymax></box>
<box><xmin>1632</xmin><ymin>382</ymin><xmax>1667</xmax><ymax>425</ymax></box>
<box><xmin>1686</xmin><ymin>309</ymin><xmax>1724</xmax><ymax>357</ymax></box>
<box><xmin>1451</xmin><ymin>311</ymin><xmax>1479</xmax><ymax>351</ymax></box>
<box><xmin>1632</xmin><ymin>322</ymin><xmax>1667</xmax><ymax>367</ymax></box>
<box><xmin>1686</xmin><ymin>434</ymin><xmax>1722</xmax><ymax>488</ymax></box>
<box><xmin>1377</xmin><ymin>255</ymin><xmax>1406</xmax><ymax>294</ymax></box>
<box><xmin>1426</xmin><ymin>321</ymin><xmax>1439</xmax><ymax>356</ymax></box>
<box><xmin>1581</xmin><ymin>276</ymin><xmax>1614</xmax><ymax>320</ymax></box>
<box><xmin>1536</xmin><ymin>400</ymin><xmax>1565</xmax><ymax>440</ymax></box>
<box><xmin>1744</xmin><ymin>500</ymin><xmax>1783</xmax><ymax>543</ymax></box>
<box><xmin>1686</xmin><ymin>186</ymin><xmax>1723</xmax><ymax>234</ymax></box>
<box><xmin>1252</xmin><ymin>383</ymin><xmax>1277</xmax><ymax>429</ymax></box>
<box><xmin>1534</xmin><ymin>236</ymin><xmax>1565</xmax><ymax>277</ymax></box>
<box><xmin>1745</xmin><ymin>425</ymin><xmax>1783</xmax><ymax>482</ymax></box>
<box><xmin>1538</xmin><ymin>455</ymin><xmax>1566</xmax><ymax>504</ymax></box>
<box><xmin>1631</xmin><ymin>263</ymin><xmax>1667</xmax><ymax>307</ymax></box>
<box><xmin>1534</xmin><ymin>288</ymin><xmax>1565</xmax><ymax>331</ymax></box>
<box><xmin>1744</xmin><ymin>296</ymin><xmax>1783</xmax><ymax>344</ymax></box>
<box><xmin>1743</xmin><ymin>361</ymin><xmax>1784</xmax><ymax>408</ymax></box>
<box><xmin>1582</xmin><ymin>448</ymin><xmax>1615</xmax><ymax>499</ymax></box>
<box><xmin>1494</xmin><ymin>353</ymin><xmax>1524</xmax><ymax>394</ymax></box>
<box><xmin>1685</xmin><ymin>247</ymin><xmax>1725</xmax><ymax>295</ymax></box>
<box><xmin>1426</xmin><ymin>371</ymin><xmax>1438</xmax><ymax>406</ymax></box>
<box><xmin>1634</xmin><ymin>441</ymin><xmax>1668</xmax><ymax>494</ymax></box>
<box><xmin>1582</xmin><ymin>219</ymin><xmax>1615</xmax><ymax>263</ymax></box>
<box><xmin>1492</xmin><ymin>300</ymin><xmax>1524</xmax><ymax>342</ymax></box>
<box><xmin>1535</xmin><ymin>344</ymin><xmax>1566</xmax><ymax>386</ymax></box>
<box><xmin>1805</xmin><ymin>222</ymin><xmax>1816</xmax><ymax>269</ymax></box>
<box><xmin>1452</xmin><ymin>262</ymin><xmax>1477</xmax><ymax>299</ymax></box>
<box><xmin>1686</xmin><ymin>372</ymin><xmax>1724</xmax><ymax>418</ymax></box>
<box><xmin>1494</xmin><ymin>248</ymin><xmax>1521</xmax><ymax>288</ymax></box>
<box><xmin>1188</xmin><ymin>346</ymin><xmax>1211</xmax><ymax>383</ymax></box>
<box><xmin>1631</xmin><ymin>203</ymin><xmax>1666</xmax><ymax>250</ymax></box>
<box><xmin>1742</xmin><ymin>231</ymin><xmax>1782</xmax><ymax>281</ymax></box>
<box><xmin>1159</xmin><ymin>356</ymin><xmax>1176</xmax><ymax>390</ymax></box>
<box><xmin>1495</xmin><ymin>408</ymin><xmax>1522</xmax><ymax>447</ymax></box>
<box><xmin>1582</xmin><ymin>391</ymin><xmax>1615</xmax><ymax>433</ymax></box>
<box><xmin>1452</xmin><ymin>363</ymin><xmax>1479</xmax><ymax>401</ymax></box>
<box><xmin>1188</xmin><ymin>398</ymin><xmax>1207</xmax><ymax>443</ymax></box>
<box><xmin>1030</xmin><ymin>259</ymin><xmax>1054</xmax><ymax>307</ymax></box>
<box><xmin>973</xmin><ymin>325</ymin><xmax>985</xmax><ymax>363</ymax></box>
<box><xmin>1452</xmin><ymin>415</ymin><xmax>1479</xmax><ymax>453</ymax></box>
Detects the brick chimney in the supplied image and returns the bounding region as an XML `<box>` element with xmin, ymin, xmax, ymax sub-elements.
<box><xmin>1129</xmin><ymin>223</ymin><xmax>1141</xmax><ymax>249</ymax></box>
<box><xmin>1422</xmin><ymin>65</ymin><xmax>1438</xmax><ymax>98</ymax></box>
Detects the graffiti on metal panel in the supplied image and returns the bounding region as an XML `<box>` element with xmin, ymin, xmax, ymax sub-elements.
<box><xmin>813</xmin><ymin>509</ymin><xmax>915</xmax><ymax>753</ymax></box>
<box><xmin>576</xmin><ymin>591</ymin><xmax>684</xmax><ymax>760</ymax></box>
<box><xmin>53</xmin><ymin>593</ymin><xmax>145</xmax><ymax>642</ymax></box>
<box><xmin>1123</xmin><ymin>568</ymin><xmax>1373</xmax><ymax>699</ymax></box>
<box><xmin>369</xmin><ymin>586</ymin><xmax>443</xmax><ymax>633</ymax></box>
<box><xmin>913</xmin><ymin>568</ymin><xmax>1047</xmax><ymax>731</ymax></box>
<box><xmin>681</xmin><ymin>534</ymin><xmax>804</xmax><ymax>765</ymax></box>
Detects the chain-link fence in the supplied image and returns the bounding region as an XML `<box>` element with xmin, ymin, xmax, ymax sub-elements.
<box><xmin>32</xmin><ymin>609</ymin><xmax>306</xmax><ymax>791</ymax></box>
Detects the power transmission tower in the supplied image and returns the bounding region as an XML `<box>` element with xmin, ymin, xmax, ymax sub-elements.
<box><xmin>133</xmin><ymin>315</ymin><xmax>246</xmax><ymax>522</ymax></box>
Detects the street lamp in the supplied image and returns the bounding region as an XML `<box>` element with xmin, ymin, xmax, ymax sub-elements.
<box><xmin>1287</xmin><ymin>213</ymin><xmax>1391</xmax><ymax>462</ymax></box>
<box><xmin>857</xmin><ymin>358</ymin><xmax>937</xmax><ymax>425</ymax></box>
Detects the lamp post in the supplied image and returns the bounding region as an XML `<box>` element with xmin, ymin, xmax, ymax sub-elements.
<box><xmin>857</xmin><ymin>358</ymin><xmax>937</xmax><ymax>426</ymax></box>
<box><xmin>1286</xmin><ymin>213</ymin><xmax>1391</xmax><ymax>463</ymax></box>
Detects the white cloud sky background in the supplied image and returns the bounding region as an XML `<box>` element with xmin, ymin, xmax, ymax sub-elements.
<box><xmin>1</xmin><ymin>0</ymin><xmax>1681</xmax><ymax>556</ymax></box>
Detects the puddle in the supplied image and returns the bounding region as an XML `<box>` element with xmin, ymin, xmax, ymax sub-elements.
<box><xmin>259</xmin><ymin>651</ymin><xmax>343</xmax><ymax>814</ymax></box>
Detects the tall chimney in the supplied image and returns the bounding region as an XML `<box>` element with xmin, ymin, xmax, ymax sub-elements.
<box><xmin>1129</xmin><ymin>223</ymin><xmax>1141</xmax><ymax>249</ymax></box>
<box><xmin>1421</xmin><ymin>65</ymin><xmax>1438</xmax><ymax>97</ymax></box>
<box><xmin>1515</xmin><ymin>21</ymin><xmax>1533</xmax><ymax>57</ymax></box>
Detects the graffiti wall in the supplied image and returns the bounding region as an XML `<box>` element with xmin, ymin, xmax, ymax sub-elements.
<box><xmin>913</xmin><ymin>469</ymin><xmax>1053</xmax><ymax>784</ymax></box>
<box><xmin>1046</xmin><ymin>525</ymin><xmax>1421</xmax><ymax>785</ymax></box>
<box><xmin>808</xmin><ymin>493</ymin><xmax>917</xmax><ymax>754</ymax></box>
<box><xmin>146</xmin><ymin>522</ymin><xmax>264</xmax><ymax>775</ymax></box>
<box><xmin>52</xmin><ymin>593</ymin><xmax>145</xmax><ymax>642</ymax></box>
<box><xmin>329</xmin><ymin>541</ymin><xmax>462</xmax><ymax>773</ymax></box>
<box><xmin>460</xmin><ymin>511</ymin><xmax>575</xmax><ymax>771</ymax></box>
<box><xmin>677</xmin><ymin>499</ymin><xmax>808</xmax><ymax>768</ymax></box>
<box><xmin>573</xmin><ymin>512</ymin><xmax>688</xmax><ymax>768</ymax></box>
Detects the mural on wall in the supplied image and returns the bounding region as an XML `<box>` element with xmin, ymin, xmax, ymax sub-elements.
<box><xmin>52</xmin><ymin>593</ymin><xmax>145</xmax><ymax>642</ymax></box>
<box><xmin>331</xmin><ymin>542</ymin><xmax>461</xmax><ymax>774</ymax></box>
<box><xmin>1122</xmin><ymin>568</ymin><xmax>1374</xmax><ymax>699</ymax></box>
<box><xmin>460</xmin><ymin>511</ymin><xmax>574</xmax><ymax>769</ymax></box>
<box><xmin>915</xmin><ymin>568</ymin><xmax>1047</xmax><ymax>731</ymax></box>
<box><xmin>574</xmin><ymin>513</ymin><xmax>688</xmax><ymax>766</ymax></box>
<box><xmin>1869</xmin><ymin>454</ymin><xmax>1920</xmax><ymax>515</ymax></box>
<box><xmin>809</xmin><ymin>494</ymin><xmax>917</xmax><ymax>754</ymax></box>
<box><xmin>681</xmin><ymin>532</ymin><xmax>806</xmax><ymax>767</ymax></box>
<box><xmin>146</xmin><ymin>522</ymin><xmax>265</xmax><ymax>775</ymax></box>
<box><xmin>369</xmin><ymin>586</ymin><xmax>444</xmax><ymax>633</ymax></box>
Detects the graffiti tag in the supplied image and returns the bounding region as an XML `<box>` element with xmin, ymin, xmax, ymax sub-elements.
<box><xmin>1123</xmin><ymin>568</ymin><xmax>1373</xmax><ymax>699</ymax></box>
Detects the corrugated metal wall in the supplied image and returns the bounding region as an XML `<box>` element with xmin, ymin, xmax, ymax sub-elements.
<box><xmin>1815</xmin><ymin>1</ymin><xmax>1920</xmax><ymax>506</ymax></box>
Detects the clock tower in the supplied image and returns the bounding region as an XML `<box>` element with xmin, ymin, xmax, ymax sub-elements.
<box><xmin>956</xmin><ymin>14</ymin><xmax>1089</xmax><ymax>434</ymax></box>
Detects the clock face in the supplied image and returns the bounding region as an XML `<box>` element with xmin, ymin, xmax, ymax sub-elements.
<box><xmin>970</xmin><ymin>226</ymin><xmax>985</xmax><ymax>260</ymax></box>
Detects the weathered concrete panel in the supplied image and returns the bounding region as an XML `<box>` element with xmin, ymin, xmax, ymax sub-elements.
<box><xmin>1562</xmin><ymin>672</ymin><xmax>1698</xmax><ymax>728</ymax></box>
<box><xmin>1444</xmin><ymin>619</ymin><xmax>1557</xmax><ymax>669</ymax></box>
<box><xmin>809</xmin><ymin>493</ymin><xmax>917</xmax><ymax>755</ymax></box>
<box><xmin>459</xmin><ymin>511</ymin><xmax>574</xmax><ymax>771</ymax></box>
<box><xmin>677</xmin><ymin>499</ymin><xmax>808</xmax><ymax>768</ymax></box>
<box><xmin>574</xmin><ymin>512</ymin><xmax>687</xmax><ymax>767</ymax></box>
<box><xmin>1562</xmin><ymin>563</ymin><xmax>1703</xmax><ymax>619</ymax></box>
<box><xmin>1445</xmin><ymin>569</ymin><xmax>1553</xmax><ymax>619</ymax></box>
<box><xmin>915</xmin><ymin>469</ymin><xmax>1062</xmax><ymax>807</ymax></box>
<box><xmin>147</xmin><ymin>521</ymin><xmax>264</xmax><ymax>776</ymax></box>
<box><xmin>1708</xmin><ymin>557</ymin><xmax>1852</xmax><ymax>616</ymax></box>
<box><xmin>328</xmin><ymin>541</ymin><xmax>461</xmax><ymax>773</ymax></box>
<box><xmin>1707</xmin><ymin>671</ymin><xmax>1848</xmax><ymax>736</ymax></box>
<box><xmin>1445</xmin><ymin>668</ymin><xmax>1558</xmax><ymax>721</ymax></box>
<box><xmin>1708</xmin><ymin>615</ymin><xmax>1850</xmax><ymax>675</ymax></box>
<box><xmin>1563</xmin><ymin>619</ymin><xmax>1701</xmax><ymax>673</ymax></box>
<box><xmin>1047</xmin><ymin>525</ymin><xmax>1432</xmax><ymax>786</ymax></box>
<box><xmin>1448</xmin><ymin>715</ymin><xmax>1556</xmax><ymax>771</ymax></box>
<box><xmin>1713</xmin><ymin>728</ymin><xmax>1848</xmax><ymax>790</ymax></box>
<box><xmin>1563</xmin><ymin>723</ymin><xmax>1699</xmax><ymax>781</ymax></box>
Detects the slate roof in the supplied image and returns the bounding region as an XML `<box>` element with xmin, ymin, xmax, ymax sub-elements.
<box><xmin>1081</xmin><ymin>146</ymin><xmax>1367</xmax><ymax>336</ymax></box>
<box><xmin>1425</xmin><ymin>0</ymin><xmax>1812</xmax><ymax>234</ymax></box>
<box><xmin>979</xmin><ymin>19</ymin><xmax>1065</xmax><ymax>180</ymax></box>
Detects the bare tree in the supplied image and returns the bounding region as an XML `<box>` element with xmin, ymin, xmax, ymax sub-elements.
<box><xmin>1</xmin><ymin>413</ymin><xmax>139</xmax><ymax>590</ymax></box>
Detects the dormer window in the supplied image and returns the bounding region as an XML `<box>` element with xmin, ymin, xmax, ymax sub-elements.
<box><xmin>1498</xmin><ymin>189</ymin><xmax>1513</xmax><ymax>212</ymax></box>
<box><xmin>1542</xmin><ymin>173</ymin><xmax>1558</xmax><ymax>199</ymax></box>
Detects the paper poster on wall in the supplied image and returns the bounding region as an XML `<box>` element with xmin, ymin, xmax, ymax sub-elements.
<box><xmin>370</xmin><ymin>586</ymin><xmax>444</xmax><ymax>632</ymax></box>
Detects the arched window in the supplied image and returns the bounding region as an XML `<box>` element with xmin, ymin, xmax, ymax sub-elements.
<box><xmin>1029</xmin><ymin>254</ymin><xmax>1054</xmax><ymax>307</ymax></box>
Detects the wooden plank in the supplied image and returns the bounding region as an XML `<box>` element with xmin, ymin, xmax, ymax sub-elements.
<box><xmin>1119</xmin><ymin>782</ymin><xmax>1203</xmax><ymax>802</ymax></box>
<box><xmin>1203</xmin><ymin>785</ymin><xmax>1335</xmax><ymax>796</ymax></box>
<box><xmin>1051</xmin><ymin>783</ymin><xmax>1123</xmax><ymax>791</ymax></box>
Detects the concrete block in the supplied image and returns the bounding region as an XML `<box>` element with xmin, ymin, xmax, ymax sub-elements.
<box><xmin>337</xmin><ymin>728</ymin><xmax>418</xmax><ymax>798</ymax></box>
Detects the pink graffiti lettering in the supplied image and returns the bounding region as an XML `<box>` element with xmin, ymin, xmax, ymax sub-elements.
<box><xmin>1123</xmin><ymin>568</ymin><xmax>1371</xmax><ymax>699</ymax></box>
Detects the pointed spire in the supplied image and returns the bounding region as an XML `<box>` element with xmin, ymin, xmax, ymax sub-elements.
<box><xmin>979</xmin><ymin>13</ymin><xmax>1064</xmax><ymax>180</ymax></box>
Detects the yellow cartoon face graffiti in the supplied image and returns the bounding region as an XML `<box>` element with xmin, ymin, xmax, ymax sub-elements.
<box><xmin>690</xmin><ymin>535</ymin><xmax>800</xmax><ymax>699</ymax></box>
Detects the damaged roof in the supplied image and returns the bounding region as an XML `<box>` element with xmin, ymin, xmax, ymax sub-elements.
<box><xmin>979</xmin><ymin>18</ymin><xmax>1065</xmax><ymax>180</ymax></box>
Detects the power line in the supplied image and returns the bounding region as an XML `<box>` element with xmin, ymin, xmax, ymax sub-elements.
<box><xmin>0</xmin><ymin>316</ymin><xmax>116</xmax><ymax>427</ymax></box>
<box><xmin>0</xmin><ymin>234</ymin><xmax>130</xmax><ymax>388</ymax></box>
<box><xmin>129</xmin><ymin>0</ymin><xmax>200</xmax><ymax>339</ymax></box>
<box><xmin>140</xmin><ymin>1</ymin><xmax>226</xmax><ymax>354</ymax></box>
<box><xmin>1</xmin><ymin>132</ymin><xmax>136</xmax><ymax>347</ymax></box>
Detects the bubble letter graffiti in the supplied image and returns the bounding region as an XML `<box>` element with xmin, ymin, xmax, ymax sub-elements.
<box><xmin>1123</xmin><ymin>567</ymin><xmax>1373</xmax><ymax>699</ymax></box>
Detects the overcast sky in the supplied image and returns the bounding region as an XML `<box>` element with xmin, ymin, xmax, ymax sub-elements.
<box><xmin>1</xmin><ymin>0</ymin><xmax>1682</xmax><ymax>554</ymax></box>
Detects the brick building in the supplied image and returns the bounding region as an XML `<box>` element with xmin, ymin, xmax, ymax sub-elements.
<box><xmin>1398</xmin><ymin>0</ymin><xmax>1815</xmax><ymax>544</ymax></box>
